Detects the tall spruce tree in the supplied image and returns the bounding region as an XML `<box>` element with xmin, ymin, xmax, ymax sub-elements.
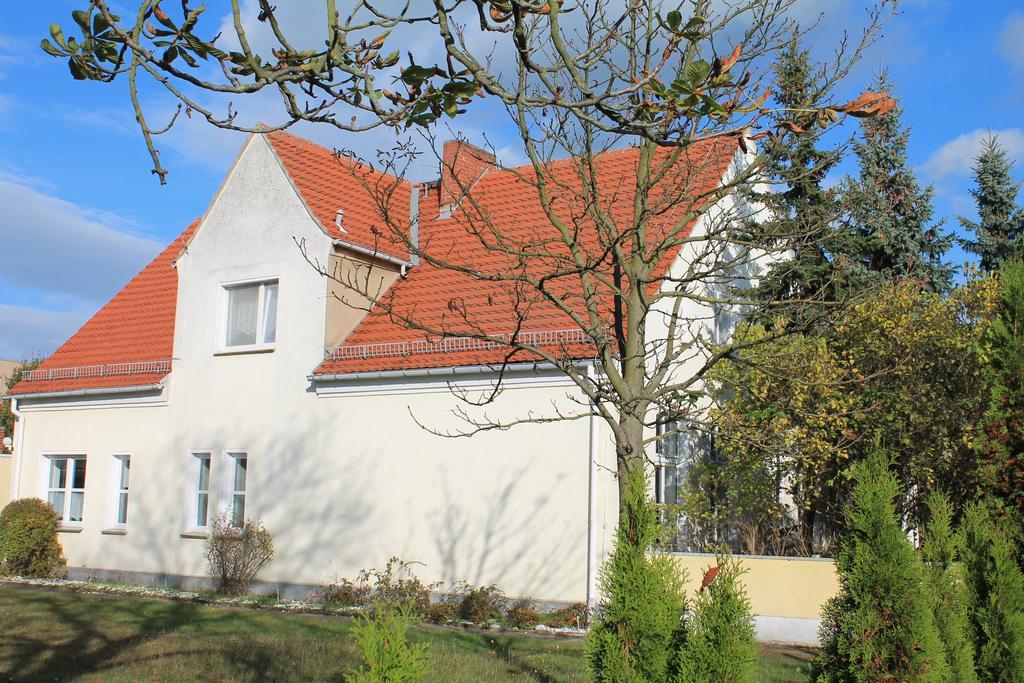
<box><xmin>959</xmin><ymin>135</ymin><xmax>1024</xmax><ymax>272</ymax></box>
<box><xmin>976</xmin><ymin>258</ymin><xmax>1024</xmax><ymax>538</ymax></box>
<box><xmin>840</xmin><ymin>73</ymin><xmax>952</xmax><ymax>292</ymax></box>
<box><xmin>750</xmin><ymin>36</ymin><xmax>843</xmax><ymax>322</ymax></box>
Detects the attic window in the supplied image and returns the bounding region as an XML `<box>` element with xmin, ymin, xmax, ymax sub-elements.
<box><xmin>221</xmin><ymin>279</ymin><xmax>278</xmax><ymax>351</ymax></box>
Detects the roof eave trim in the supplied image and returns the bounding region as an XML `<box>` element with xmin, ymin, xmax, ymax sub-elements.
<box><xmin>332</xmin><ymin>239</ymin><xmax>412</xmax><ymax>269</ymax></box>
<box><xmin>309</xmin><ymin>359</ymin><xmax>594</xmax><ymax>384</ymax></box>
<box><xmin>9</xmin><ymin>383</ymin><xmax>165</xmax><ymax>400</ymax></box>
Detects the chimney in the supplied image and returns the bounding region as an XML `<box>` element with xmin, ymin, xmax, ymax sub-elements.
<box><xmin>439</xmin><ymin>140</ymin><xmax>497</xmax><ymax>217</ymax></box>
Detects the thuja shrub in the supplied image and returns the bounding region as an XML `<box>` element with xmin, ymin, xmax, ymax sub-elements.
<box><xmin>205</xmin><ymin>513</ymin><xmax>275</xmax><ymax>595</ymax></box>
<box><xmin>921</xmin><ymin>492</ymin><xmax>978</xmax><ymax>683</ymax></box>
<box><xmin>960</xmin><ymin>503</ymin><xmax>1024</xmax><ymax>682</ymax></box>
<box><xmin>347</xmin><ymin>601</ymin><xmax>429</xmax><ymax>683</ymax></box>
<box><xmin>585</xmin><ymin>467</ymin><xmax>687</xmax><ymax>682</ymax></box>
<box><xmin>0</xmin><ymin>498</ymin><xmax>65</xmax><ymax>578</ymax></box>
<box><xmin>676</xmin><ymin>558</ymin><xmax>758</xmax><ymax>683</ymax></box>
<box><xmin>813</xmin><ymin>448</ymin><xmax>949</xmax><ymax>682</ymax></box>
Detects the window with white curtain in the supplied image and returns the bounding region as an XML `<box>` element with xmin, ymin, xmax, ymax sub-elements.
<box><xmin>47</xmin><ymin>456</ymin><xmax>86</xmax><ymax>525</ymax></box>
<box><xmin>222</xmin><ymin>279</ymin><xmax>278</xmax><ymax>349</ymax></box>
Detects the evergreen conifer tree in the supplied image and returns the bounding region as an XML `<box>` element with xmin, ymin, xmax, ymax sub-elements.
<box><xmin>959</xmin><ymin>503</ymin><xmax>1024</xmax><ymax>682</ymax></box>
<box><xmin>840</xmin><ymin>73</ymin><xmax>952</xmax><ymax>292</ymax></box>
<box><xmin>585</xmin><ymin>467</ymin><xmax>687</xmax><ymax>682</ymax></box>
<box><xmin>676</xmin><ymin>557</ymin><xmax>758</xmax><ymax>683</ymax></box>
<box><xmin>813</xmin><ymin>447</ymin><xmax>949</xmax><ymax>682</ymax></box>
<box><xmin>750</xmin><ymin>35</ymin><xmax>843</xmax><ymax>322</ymax></box>
<box><xmin>959</xmin><ymin>135</ymin><xmax>1024</xmax><ymax>272</ymax></box>
<box><xmin>921</xmin><ymin>492</ymin><xmax>979</xmax><ymax>683</ymax></box>
<box><xmin>977</xmin><ymin>258</ymin><xmax>1024</xmax><ymax>536</ymax></box>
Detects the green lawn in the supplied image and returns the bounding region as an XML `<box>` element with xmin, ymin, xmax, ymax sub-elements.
<box><xmin>0</xmin><ymin>585</ymin><xmax>813</xmax><ymax>681</ymax></box>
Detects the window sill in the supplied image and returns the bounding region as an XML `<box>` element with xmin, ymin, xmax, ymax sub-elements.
<box><xmin>214</xmin><ymin>346</ymin><xmax>275</xmax><ymax>357</ymax></box>
<box><xmin>101</xmin><ymin>528</ymin><xmax>127</xmax><ymax>536</ymax></box>
<box><xmin>57</xmin><ymin>526</ymin><xmax>83</xmax><ymax>533</ymax></box>
<box><xmin>180</xmin><ymin>531</ymin><xmax>208</xmax><ymax>539</ymax></box>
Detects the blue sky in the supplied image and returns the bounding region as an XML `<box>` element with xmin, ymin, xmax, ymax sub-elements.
<box><xmin>1</xmin><ymin>1</ymin><xmax>1022</xmax><ymax>360</ymax></box>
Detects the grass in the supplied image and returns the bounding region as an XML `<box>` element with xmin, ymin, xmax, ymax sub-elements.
<box><xmin>0</xmin><ymin>585</ymin><xmax>813</xmax><ymax>681</ymax></box>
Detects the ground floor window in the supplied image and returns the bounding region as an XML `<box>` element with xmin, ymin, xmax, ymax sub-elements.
<box><xmin>109</xmin><ymin>454</ymin><xmax>130</xmax><ymax>528</ymax></box>
<box><xmin>655</xmin><ymin>418</ymin><xmax>688</xmax><ymax>506</ymax></box>
<box><xmin>226</xmin><ymin>452</ymin><xmax>247</xmax><ymax>526</ymax></box>
<box><xmin>47</xmin><ymin>456</ymin><xmax>86</xmax><ymax>525</ymax></box>
<box><xmin>189</xmin><ymin>452</ymin><xmax>212</xmax><ymax>530</ymax></box>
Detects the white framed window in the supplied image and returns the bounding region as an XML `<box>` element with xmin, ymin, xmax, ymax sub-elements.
<box><xmin>654</xmin><ymin>419</ymin><xmax>687</xmax><ymax>506</ymax></box>
<box><xmin>223</xmin><ymin>451</ymin><xmax>248</xmax><ymax>526</ymax></box>
<box><xmin>46</xmin><ymin>456</ymin><xmax>87</xmax><ymax>526</ymax></box>
<box><xmin>104</xmin><ymin>454</ymin><xmax>131</xmax><ymax>529</ymax></box>
<box><xmin>188</xmin><ymin>452</ymin><xmax>212</xmax><ymax>531</ymax></box>
<box><xmin>220</xmin><ymin>279</ymin><xmax>278</xmax><ymax>350</ymax></box>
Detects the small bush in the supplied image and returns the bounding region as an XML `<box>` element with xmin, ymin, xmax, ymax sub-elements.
<box><xmin>347</xmin><ymin>601</ymin><xmax>428</xmax><ymax>683</ymax></box>
<box><xmin>541</xmin><ymin>602</ymin><xmax>590</xmax><ymax>630</ymax></box>
<box><xmin>369</xmin><ymin>558</ymin><xmax>437</xmax><ymax>617</ymax></box>
<box><xmin>0</xmin><ymin>498</ymin><xmax>65</xmax><ymax>578</ymax></box>
<box><xmin>585</xmin><ymin>467</ymin><xmax>687</xmax><ymax>682</ymax></box>
<box><xmin>316</xmin><ymin>558</ymin><xmax>437</xmax><ymax>616</ymax></box>
<box><xmin>458</xmin><ymin>583</ymin><xmax>508</xmax><ymax>624</ymax></box>
<box><xmin>205</xmin><ymin>513</ymin><xmax>274</xmax><ymax>595</ymax></box>
<box><xmin>676</xmin><ymin>558</ymin><xmax>758</xmax><ymax>683</ymax></box>
<box><xmin>504</xmin><ymin>599</ymin><xmax>540</xmax><ymax>629</ymax></box>
<box><xmin>424</xmin><ymin>597</ymin><xmax>458</xmax><ymax>625</ymax></box>
<box><xmin>960</xmin><ymin>503</ymin><xmax>1024</xmax><ymax>682</ymax></box>
<box><xmin>316</xmin><ymin>578</ymin><xmax>371</xmax><ymax>609</ymax></box>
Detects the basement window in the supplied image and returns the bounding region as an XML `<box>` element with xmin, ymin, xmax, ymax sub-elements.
<box><xmin>221</xmin><ymin>279</ymin><xmax>278</xmax><ymax>351</ymax></box>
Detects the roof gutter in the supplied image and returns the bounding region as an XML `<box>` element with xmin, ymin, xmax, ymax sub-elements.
<box><xmin>10</xmin><ymin>383</ymin><xmax>165</xmax><ymax>400</ymax></box>
<box><xmin>332</xmin><ymin>239</ymin><xmax>412</xmax><ymax>274</ymax></box>
<box><xmin>309</xmin><ymin>360</ymin><xmax>587</xmax><ymax>384</ymax></box>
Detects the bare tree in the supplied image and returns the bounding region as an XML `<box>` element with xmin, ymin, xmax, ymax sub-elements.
<box><xmin>44</xmin><ymin>0</ymin><xmax>896</xmax><ymax>523</ymax></box>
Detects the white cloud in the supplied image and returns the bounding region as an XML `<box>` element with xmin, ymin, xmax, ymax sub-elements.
<box><xmin>1000</xmin><ymin>11</ymin><xmax>1024</xmax><ymax>70</ymax></box>
<box><xmin>0</xmin><ymin>305</ymin><xmax>90</xmax><ymax>361</ymax></box>
<box><xmin>0</xmin><ymin>172</ymin><xmax>164</xmax><ymax>304</ymax></box>
<box><xmin>922</xmin><ymin>128</ymin><xmax>1024</xmax><ymax>180</ymax></box>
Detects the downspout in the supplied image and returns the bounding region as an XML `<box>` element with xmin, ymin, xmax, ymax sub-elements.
<box><xmin>9</xmin><ymin>397</ymin><xmax>23</xmax><ymax>502</ymax></box>
<box><xmin>586</xmin><ymin>362</ymin><xmax>599</xmax><ymax>611</ymax></box>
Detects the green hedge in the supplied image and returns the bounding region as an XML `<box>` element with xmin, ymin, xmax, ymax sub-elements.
<box><xmin>0</xmin><ymin>498</ymin><xmax>66</xmax><ymax>578</ymax></box>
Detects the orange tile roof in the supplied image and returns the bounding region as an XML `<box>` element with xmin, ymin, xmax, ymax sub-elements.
<box><xmin>265</xmin><ymin>130</ymin><xmax>414</xmax><ymax>261</ymax></box>
<box><xmin>11</xmin><ymin>131</ymin><xmax>738</xmax><ymax>395</ymax></box>
<box><xmin>316</xmin><ymin>138</ymin><xmax>738</xmax><ymax>375</ymax></box>
<box><xmin>9</xmin><ymin>222</ymin><xmax>198</xmax><ymax>396</ymax></box>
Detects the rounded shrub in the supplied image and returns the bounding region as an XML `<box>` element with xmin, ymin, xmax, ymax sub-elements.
<box><xmin>0</xmin><ymin>498</ymin><xmax>66</xmax><ymax>578</ymax></box>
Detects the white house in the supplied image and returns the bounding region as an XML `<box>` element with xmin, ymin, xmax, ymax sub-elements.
<box><xmin>6</xmin><ymin>130</ymin><xmax>750</xmax><ymax>606</ymax></box>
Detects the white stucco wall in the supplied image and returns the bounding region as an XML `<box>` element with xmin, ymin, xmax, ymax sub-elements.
<box><xmin>11</xmin><ymin>135</ymin><xmax>616</xmax><ymax>603</ymax></box>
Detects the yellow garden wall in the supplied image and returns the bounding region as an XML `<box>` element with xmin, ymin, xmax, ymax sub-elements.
<box><xmin>0</xmin><ymin>455</ymin><xmax>11</xmax><ymax>509</ymax></box>
<box><xmin>668</xmin><ymin>553</ymin><xmax>839</xmax><ymax>620</ymax></box>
